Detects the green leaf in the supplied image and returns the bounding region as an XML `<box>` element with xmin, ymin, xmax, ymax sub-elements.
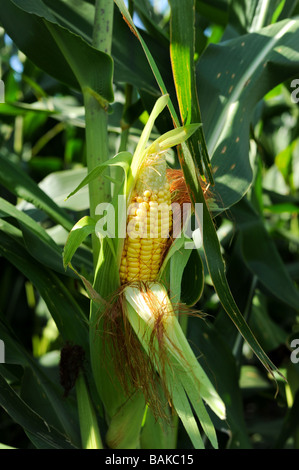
<box><xmin>130</xmin><ymin>94</ymin><xmax>170</xmax><ymax>178</ymax></box>
<box><xmin>114</xmin><ymin>0</ymin><xmax>180</xmax><ymax>125</ymax></box>
<box><xmin>171</xmin><ymin>360</ymin><xmax>219</xmax><ymax>448</ymax></box>
<box><xmin>38</xmin><ymin>168</ymin><xmax>90</xmax><ymax>212</ymax></box>
<box><xmin>0</xmin><ymin>0</ymin><xmax>163</xmax><ymax>97</ymax></box>
<box><xmin>231</xmin><ymin>197</ymin><xmax>299</xmax><ymax>311</ymax></box>
<box><xmin>106</xmin><ymin>392</ymin><xmax>146</xmax><ymax>449</ymax></box>
<box><xmin>63</xmin><ymin>216</ymin><xmax>96</xmax><ymax>269</ymax></box>
<box><xmin>169</xmin><ymin>0</ymin><xmax>214</xmax><ymax>183</ymax></box>
<box><xmin>146</xmin><ymin>123</ymin><xmax>202</xmax><ymax>155</ymax></box>
<box><xmin>197</xmin><ymin>18</ymin><xmax>299</xmax><ymax>210</ymax></box>
<box><xmin>0</xmin><ymin>230</ymin><xmax>89</xmax><ymax>350</ymax></box>
<box><xmin>0</xmin><ymin>197</ymin><xmax>74</xmax><ymax>276</ymax></box>
<box><xmin>0</xmin><ymin>0</ymin><xmax>114</xmax><ymax>102</ymax></box>
<box><xmin>249</xmin><ymin>292</ymin><xmax>288</xmax><ymax>352</ymax></box>
<box><xmin>275</xmin><ymin>138</ymin><xmax>299</xmax><ymax>190</ymax></box>
<box><xmin>161</xmin><ymin>235</ymin><xmax>204</xmax><ymax>308</ymax></box>
<box><xmin>0</xmin><ymin>443</ymin><xmax>16</xmax><ymax>449</ymax></box>
<box><xmin>140</xmin><ymin>396</ymin><xmax>177</xmax><ymax>449</ymax></box>
<box><xmin>275</xmin><ymin>389</ymin><xmax>299</xmax><ymax>448</ymax></box>
<box><xmin>0</xmin><ymin>374</ymin><xmax>77</xmax><ymax>449</ymax></box>
<box><xmin>0</xmin><ymin>101</ymin><xmax>56</xmax><ymax>116</ymax></box>
<box><xmin>132</xmin><ymin>0</ymin><xmax>169</xmax><ymax>45</ymax></box>
<box><xmin>45</xmin><ymin>20</ymin><xmax>114</xmax><ymax>103</ymax></box>
<box><xmin>228</xmin><ymin>0</ymin><xmax>282</xmax><ymax>35</ymax></box>
<box><xmin>76</xmin><ymin>372</ymin><xmax>103</xmax><ymax>449</ymax></box>
<box><xmin>181</xmin><ymin>248</ymin><xmax>204</xmax><ymax>307</ymax></box>
<box><xmin>131</xmin><ymin>107</ymin><xmax>201</xmax><ymax>184</ymax></box>
<box><xmin>66</xmin><ymin>151</ymin><xmax>132</xmax><ymax>200</ymax></box>
<box><xmin>169</xmin><ymin>379</ymin><xmax>205</xmax><ymax>449</ymax></box>
<box><xmin>0</xmin><ymin>319</ymin><xmax>81</xmax><ymax>446</ymax></box>
<box><xmin>0</xmin><ymin>197</ymin><xmax>59</xmax><ymax>252</ymax></box>
<box><xmin>169</xmin><ymin>243</ymin><xmax>193</xmax><ymax>306</ymax></box>
<box><xmin>0</xmin><ymin>0</ymin><xmax>79</xmax><ymax>90</ymax></box>
<box><xmin>0</xmin><ymin>152</ymin><xmax>73</xmax><ymax>232</ymax></box>
<box><xmin>187</xmin><ymin>317</ymin><xmax>252</xmax><ymax>448</ymax></box>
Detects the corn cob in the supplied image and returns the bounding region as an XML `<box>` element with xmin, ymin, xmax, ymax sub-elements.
<box><xmin>120</xmin><ymin>154</ymin><xmax>172</xmax><ymax>283</ymax></box>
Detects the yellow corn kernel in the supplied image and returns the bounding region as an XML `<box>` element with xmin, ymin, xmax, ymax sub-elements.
<box><xmin>119</xmin><ymin>154</ymin><xmax>172</xmax><ymax>283</ymax></box>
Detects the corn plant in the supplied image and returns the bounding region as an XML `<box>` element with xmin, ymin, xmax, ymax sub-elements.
<box><xmin>0</xmin><ymin>0</ymin><xmax>299</xmax><ymax>450</ymax></box>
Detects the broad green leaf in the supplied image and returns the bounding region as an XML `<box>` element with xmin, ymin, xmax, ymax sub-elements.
<box><xmin>0</xmin><ymin>0</ymin><xmax>162</xmax><ymax>97</ymax></box>
<box><xmin>169</xmin><ymin>0</ymin><xmax>195</xmax><ymax>126</ymax></box>
<box><xmin>38</xmin><ymin>168</ymin><xmax>89</xmax><ymax>212</ymax></box>
<box><xmin>0</xmin><ymin>231</ymin><xmax>89</xmax><ymax>350</ymax></box>
<box><xmin>0</xmin><ymin>0</ymin><xmax>78</xmax><ymax>91</ymax></box>
<box><xmin>0</xmin><ymin>374</ymin><xmax>76</xmax><ymax>449</ymax></box>
<box><xmin>231</xmin><ymin>197</ymin><xmax>299</xmax><ymax>311</ymax></box>
<box><xmin>187</xmin><ymin>316</ymin><xmax>252</xmax><ymax>449</ymax></box>
<box><xmin>0</xmin><ymin>197</ymin><xmax>73</xmax><ymax>276</ymax></box>
<box><xmin>0</xmin><ymin>319</ymin><xmax>81</xmax><ymax>446</ymax></box>
<box><xmin>0</xmin><ymin>197</ymin><xmax>59</xmax><ymax>252</ymax></box>
<box><xmin>6</xmin><ymin>219</ymin><xmax>93</xmax><ymax>277</ymax></box>
<box><xmin>0</xmin><ymin>152</ymin><xmax>73</xmax><ymax>232</ymax></box>
<box><xmin>21</xmin><ymin>225</ymin><xmax>73</xmax><ymax>276</ymax></box>
<box><xmin>197</xmin><ymin>18</ymin><xmax>299</xmax><ymax>210</ymax></box>
<box><xmin>0</xmin><ymin>0</ymin><xmax>114</xmax><ymax>103</ymax></box>
<box><xmin>45</xmin><ymin>20</ymin><xmax>114</xmax><ymax>103</ymax></box>
<box><xmin>20</xmin><ymin>366</ymin><xmax>67</xmax><ymax>441</ymax></box>
<box><xmin>249</xmin><ymin>292</ymin><xmax>288</xmax><ymax>352</ymax></box>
